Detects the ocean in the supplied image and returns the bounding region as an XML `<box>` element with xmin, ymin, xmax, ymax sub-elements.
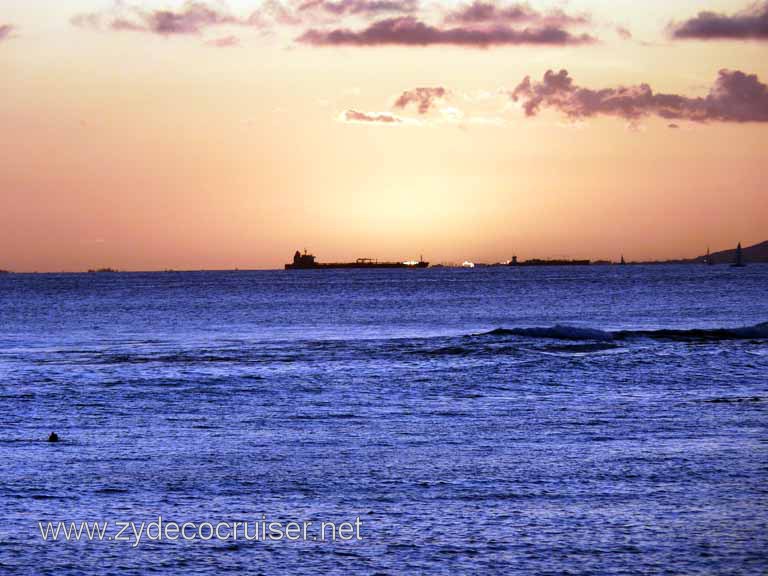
<box><xmin>1</xmin><ymin>265</ymin><xmax>766</xmax><ymax>575</ymax></box>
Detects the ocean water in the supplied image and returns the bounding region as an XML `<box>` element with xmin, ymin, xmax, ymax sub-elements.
<box><xmin>1</xmin><ymin>265</ymin><xmax>766</xmax><ymax>575</ymax></box>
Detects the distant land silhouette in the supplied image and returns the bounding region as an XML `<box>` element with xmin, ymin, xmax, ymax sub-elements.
<box><xmin>653</xmin><ymin>241</ymin><xmax>768</xmax><ymax>265</ymax></box>
<box><xmin>1</xmin><ymin>241</ymin><xmax>766</xmax><ymax>274</ymax></box>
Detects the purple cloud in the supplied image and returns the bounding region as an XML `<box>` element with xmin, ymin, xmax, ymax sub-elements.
<box><xmin>149</xmin><ymin>4</ymin><xmax>237</xmax><ymax>34</ymax></box>
<box><xmin>394</xmin><ymin>87</ymin><xmax>448</xmax><ymax>113</ymax></box>
<box><xmin>343</xmin><ymin>109</ymin><xmax>402</xmax><ymax>123</ymax></box>
<box><xmin>510</xmin><ymin>69</ymin><xmax>768</xmax><ymax>123</ymax></box>
<box><xmin>0</xmin><ymin>24</ymin><xmax>14</xmax><ymax>42</ymax></box>
<box><xmin>299</xmin><ymin>0</ymin><xmax>418</xmax><ymax>17</ymax></box>
<box><xmin>72</xmin><ymin>1</ymin><xmax>262</xmax><ymax>36</ymax></box>
<box><xmin>672</xmin><ymin>2</ymin><xmax>768</xmax><ymax>40</ymax></box>
<box><xmin>444</xmin><ymin>1</ymin><xmax>589</xmax><ymax>27</ymax></box>
<box><xmin>298</xmin><ymin>16</ymin><xmax>596</xmax><ymax>47</ymax></box>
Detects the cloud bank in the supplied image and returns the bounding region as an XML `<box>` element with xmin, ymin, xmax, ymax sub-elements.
<box><xmin>71</xmin><ymin>0</ymin><xmax>419</xmax><ymax>36</ymax></box>
<box><xmin>299</xmin><ymin>0</ymin><xmax>418</xmax><ymax>17</ymax></box>
<box><xmin>671</xmin><ymin>2</ymin><xmax>768</xmax><ymax>40</ymax></box>
<box><xmin>71</xmin><ymin>1</ymin><xmax>263</xmax><ymax>36</ymax></box>
<box><xmin>510</xmin><ymin>69</ymin><xmax>768</xmax><ymax>123</ymax></box>
<box><xmin>298</xmin><ymin>15</ymin><xmax>595</xmax><ymax>47</ymax></box>
<box><xmin>444</xmin><ymin>1</ymin><xmax>588</xmax><ymax>27</ymax></box>
<box><xmin>70</xmin><ymin>0</ymin><xmax>596</xmax><ymax>48</ymax></box>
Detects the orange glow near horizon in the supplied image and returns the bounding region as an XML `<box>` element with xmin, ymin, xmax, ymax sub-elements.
<box><xmin>1</xmin><ymin>1</ymin><xmax>767</xmax><ymax>271</ymax></box>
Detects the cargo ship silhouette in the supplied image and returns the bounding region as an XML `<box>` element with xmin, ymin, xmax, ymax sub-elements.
<box><xmin>286</xmin><ymin>250</ymin><xmax>429</xmax><ymax>269</ymax></box>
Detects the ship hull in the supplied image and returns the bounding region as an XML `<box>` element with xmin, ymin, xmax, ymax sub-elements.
<box><xmin>509</xmin><ymin>260</ymin><xmax>591</xmax><ymax>267</ymax></box>
<box><xmin>286</xmin><ymin>262</ymin><xmax>429</xmax><ymax>270</ymax></box>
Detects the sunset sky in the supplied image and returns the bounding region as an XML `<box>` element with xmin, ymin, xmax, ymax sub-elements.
<box><xmin>2</xmin><ymin>0</ymin><xmax>767</xmax><ymax>271</ymax></box>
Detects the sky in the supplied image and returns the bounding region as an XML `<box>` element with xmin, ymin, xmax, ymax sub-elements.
<box><xmin>1</xmin><ymin>0</ymin><xmax>767</xmax><ymax>271</ymax></box>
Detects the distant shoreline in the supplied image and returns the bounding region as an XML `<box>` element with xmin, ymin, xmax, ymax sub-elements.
<box><xmin>2</xmin><ymin>240</ymin><xmax>766</xmax><ymax>275</ymax></box>
<box><xmin>1</xmin><ymin>262</ymin><xmax>767</xmax><ymax>275</ymax></box>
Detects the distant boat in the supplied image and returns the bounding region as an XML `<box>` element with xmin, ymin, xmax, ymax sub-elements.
<box><xmin>705</xmin><ymin>247</ymin><xmax>713</xmax><ymax>266</ymax></box>
<box><xmin>620</xmin><ymin>255</ymin><xmax>626</xmax><ymax>265</ymax></box>
<box><xmin>731</xmin><ymin>242</ymin><xmax>746</xmax><ymax>268</ymax></box>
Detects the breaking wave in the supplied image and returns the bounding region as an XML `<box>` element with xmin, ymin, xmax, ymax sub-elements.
<box><xmin>484</xmin><ymin>322</ymin><xmax>768</xmax><ymax>342</ymax></box>
<box><xmin>486</xmin><ymin>326</ymin><xmax>613</xmax><ymax>341</ymax></box>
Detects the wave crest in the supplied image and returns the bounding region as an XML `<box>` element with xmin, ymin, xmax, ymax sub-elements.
<box><xmin>483</xmin><ymin>322</ymin><xmax>768</xmax><ymax>342</ymax></box>
<box><xmin>486</xmin><ymin>326</ymin><xmax>613</xmax><ymax>341</ymax></box>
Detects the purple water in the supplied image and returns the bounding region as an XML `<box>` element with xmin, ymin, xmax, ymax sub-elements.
<box><xmin>1</xmin><ymin>265</ymin><xmax>766</xmax><ymax>574</ymax></box>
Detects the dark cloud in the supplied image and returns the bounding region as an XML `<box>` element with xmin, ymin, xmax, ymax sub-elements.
<box><xmin>394</xmin><ymin>87</ymin><xmax>448</xmax><ymax>113</ymax></box>
<box><xmin>298</xmin><ymin>16</ymin><xmax>596</xmax><ymax>47</ymax></box>
<box><xmin>72</xmin><ymin>1</ymin><xmax>262</xmax><ymax>36</ymax></box>
<box><xmin>671</xmin><ymin>2</ymin><xmax>768</xmax><ymax>40</ymax></box>
<box><xmin>445</xmin><ymin>1</ymin><xmax>532</xmax><ymax>23</ymax></box>
<box><xmin>299</xmin><ymin>0</ymin><xmax>418</xmax><ymax>17</ymax></box>
<box><xmin>444</xmin><ymin>1</ymin><xmax>589</xmax><ymax>27</ymax></box>
<box><xmin>343</xmin><ymin>109</ymin><xmax>402</xmax><ymax>123</ymax></box>
<box><xmin>0</xmin><ymin>24</ymin><xmax>14</xmax><ymax>41</ymax></box>
<box><xmin>511</xmin><ymin>69</ymin><xmax>768</xmax><ymax>123</ymax></box>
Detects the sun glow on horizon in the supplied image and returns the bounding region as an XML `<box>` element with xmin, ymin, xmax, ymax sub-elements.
<box><xmin>1</xmin><ymin>0</ymin><xmax>767</xmax><ymax>271</ymax></box>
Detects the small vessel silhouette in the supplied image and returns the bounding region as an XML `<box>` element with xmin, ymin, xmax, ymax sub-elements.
<box><xmin>731</xmin><ymin>243</ymin><xmax>746</xmax><ymax>268</ymax></box>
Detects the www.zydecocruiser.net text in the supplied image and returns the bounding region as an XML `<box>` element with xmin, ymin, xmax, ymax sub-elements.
<box><xmin>38</xmin><ymin>516</ymin><xmax>364</xmax><ymax>547</ymax></box>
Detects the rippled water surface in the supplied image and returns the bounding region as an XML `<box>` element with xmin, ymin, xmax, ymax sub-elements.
<box><xmin>1</xmin><ymin>266</ymin><xmax>767</xmax><ymax>575</ymax></box>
